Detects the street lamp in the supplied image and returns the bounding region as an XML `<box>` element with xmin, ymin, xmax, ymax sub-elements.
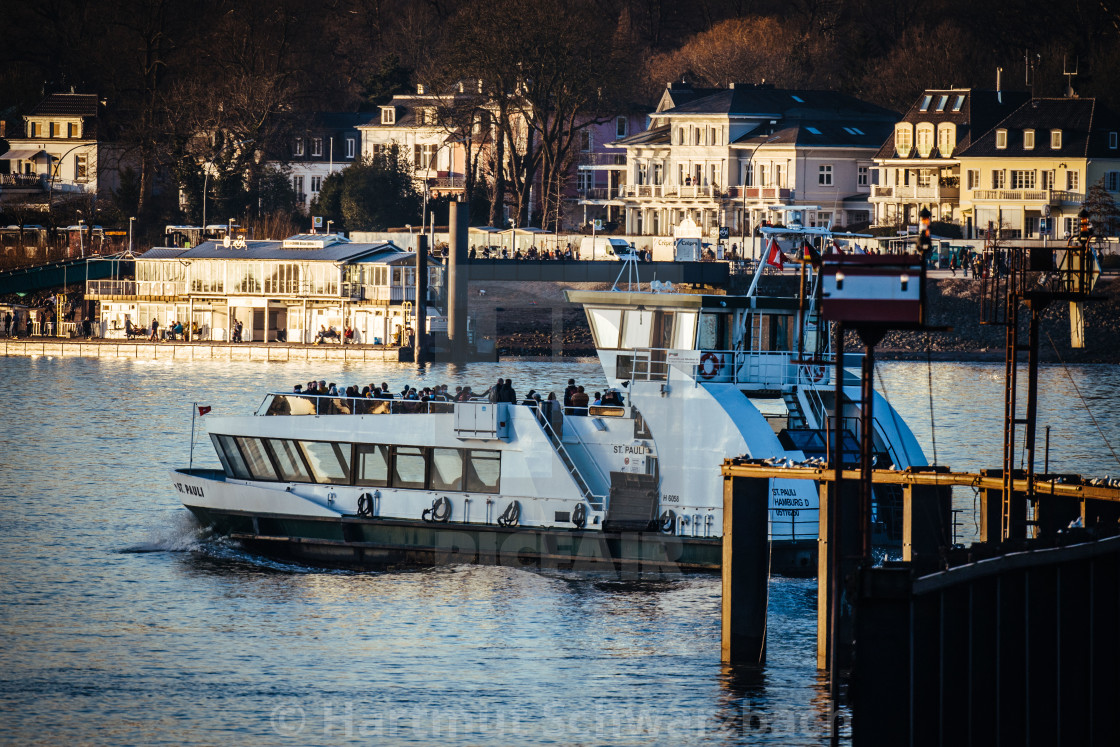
<box><xmin>201</xmin><ymin>138</ymin><xmax>254</xmax><ymax>231</ymax></box>
<box><xmin>508</xmin><ymin>217</ymin><xmax>516</xmax><ymax>257</ymax></box>
<box><xmin>128</xmin><ymin>216</ymin><xmax>136</xmax><ymax>256</ymax></box>
<box><xmin>327</xmin><ymin>220</ymin><xmax>334</xmax><ymax>235</ymax></box>
<box><xmin>47</xmin><ymin>142</ymin><xmax>94</xmax><ymax>211</ymax></box>
<box><xmin>78</xmin><ymin>219</ymin><xmax>85</xmax><ymax>258</ymax></box>
<box><xmin>740</xmin><ymin>134</ymin><xmax>781</xmax><ymax>263</ymax></box>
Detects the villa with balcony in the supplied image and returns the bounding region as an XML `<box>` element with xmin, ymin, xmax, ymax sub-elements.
<box><xmin>0</xmin><ymin>93</ymin><xmax>128</xmax><ymax>209</ymax></box>
<box><xmin>870</xmin><ymin>88</ymin><xmax>1029</xmax><ymax>233</ymax></box>
<box><xmin>579</xmin><ymin>82</ymin><xmax>896</xmax><ymax>241</ymax></box>
<box><xmin>356</xmin><ymin>85</ymin><xmax>473</xmax><ymax>205</ymax></box>
<box><xmin>956</xmin><ymin>97</ymin><xmax>1120</xmax><ymax>239</ymax></box>
<box><xmin>85</xmin><ymin>233</ymin><xmax>443</xmax><ymax>344</ymax></box>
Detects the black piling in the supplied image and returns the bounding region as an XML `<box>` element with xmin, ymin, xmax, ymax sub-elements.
<box><xmin>721</xmin><ymin>474</ymin><xmax>769</xmax><ymax>665</ymax></box>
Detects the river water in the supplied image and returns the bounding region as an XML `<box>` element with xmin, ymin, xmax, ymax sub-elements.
<box><xmin>1</xmin><ymin>356</ymin><xmax>1117</xmax><ymax>745</ymax></box>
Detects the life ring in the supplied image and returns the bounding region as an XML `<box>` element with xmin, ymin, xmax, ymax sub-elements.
<box><xmin>698</xmin><ymin>352</ymin><xmax>722</xmax><ymax>379</ymax></box>
<box><xmin>806</xmin><ymin>365</ymin><xmax>826</xmax><ymax>383</ymax></box>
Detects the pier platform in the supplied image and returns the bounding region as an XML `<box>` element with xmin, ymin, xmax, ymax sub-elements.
<box><xmin>0</xmin><ymin>337</ymin><xmax>410</xmax><ymax>362</ymax></box>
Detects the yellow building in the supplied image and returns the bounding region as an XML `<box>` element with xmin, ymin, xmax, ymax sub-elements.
<box><xmin>957</xmin><ymin>97</ymin><xmax>1120</xmax><ymax>240</ymax></box>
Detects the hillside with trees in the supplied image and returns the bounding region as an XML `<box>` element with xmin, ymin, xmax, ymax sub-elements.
<box><xmin>2</xmin><ymin>0</ymin><xmax>1118</xmax><ymax>236</ymax></box>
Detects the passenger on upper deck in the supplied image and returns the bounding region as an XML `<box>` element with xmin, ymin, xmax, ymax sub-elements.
<box><xmin>487</xmin><ymin>378</ymin><xmax>505</xmax><ymax>403</ymax></box>
<box><xmin>569</xmin><ymin>386</ymin><xmax>589</xmax><ymax>412</ymax></box>
<box><xmin>563</xmin><ymin>379</ymin><xmax>577</xmax><ymax>407</ymax></box>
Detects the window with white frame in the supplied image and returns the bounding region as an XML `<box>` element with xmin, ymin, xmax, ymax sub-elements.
<box><xmin>1105</xmin><ymin>171</ymin><xmax>1120</xmax><ymax>191</ymax></box>
<box><xmin>293</xmin><ymin>138</ymin><xmax>304</xmax><ymax>156</ymax></box>
<box><xmin>917</xmin><ymin>171</ymin><xmax>933</xmax><ymax>188</ymax></box>
<box><xmin>381</xmin><ymin>107</ymin><xmax>395</xmax><ymax>124</ymax></box>
<box><xmin>311</xmin><ymin>175</ymin><xmax>322</xmax><ymax>193</ymax></box>
<box><xmin>995</xmin><ymin>129</ymin><xmax>1007</xmax><ymax>149</ymax></box>
<box><xmin>1023</xmin><ymin>130</ymin><xmax>1035</xmax><ymax>150</ymax></box>
<box><xmin>818</xmin><ymin>164</ymin><xmax>833</xmax><ymax>186</ymax></box>
<box><xmin>677</xmin><ymin>128</ymin><xmax>685</xmax><ymax>145</ymax></box>
<box><xmin>75</xmin><ymin>154</ymin><xmax>88</xmax><ymax>180</ymax></box>
<box><xmin>742</xmin><ymin>161</ymin><xmax>753</xmax><ymax>187</ymax></box>
<box><xmin>576</xmin><ymin>172</ymin><xmax>592</xmax><ymax>192</ymax></box>
<box><xmin>414</xmin><ymin>143</ymin><xmax>436</xmax><ymax>169</ymax></box>
<box><xmin>937</xmin><ymin>123</ymin><xmax>956</xmax><ymax>155</ymax></box>
<box><xmin>1067</xmin><ymin>170</ymin><xmax>1079</xmax><ymax>190</ymax></box>
<box><xmin>858</xmin><ymin>166</ymin><xmax>869</xmax><ymax>187</ymax></box>
<box><xmin>774</xmin><ymin>163</ymin><xmax>785</xmax><ymax>187</ymax></box>
<box><xmin>967</xmin><ymin>169</ymin><xmax>980</xmax><ymax>190</ymax></box>
<box><xmin>346</xmin><ymin>138</ymin><xmax>355</xmax><ymax>158</ymax></box>
<box><xmin>915</xmin><ymin>124</ymin><xmax>934</xmax><ymax>157</ymax></box>
<box><xmin>1041</xmin><ymin>170</ymin><xmax>1055</xmax><ymax>189</ymax></box>
<box><xmin>293</xmin><ymin>175</ymin><xmax>304</xmax><ymax>196</ymax></box>
<box><xmin>991</xmin><ymin>170</ymin><xmax>1005</xmax><ymax>189</ymax></box>
<box><xmin>616</xmin><ymin>117</ymin><xmax>627</xmax><ymax>138</ymax></box>
<box><xmin>312</xmin><ymin>138</ymin><xmax>323</xmax><ymax>157</ymax></box>
<box><xmin>757</xmin><ymin>163</ymin><xmax>769</xmax><ymax>187</ymax></box>
<box><xmin>1010</xmin><ymin>170</ymin><xmax>1036</xmax><ymax>189</ymax></box>
<box><xmin>895</xmin><ymin>125</ymin><xmax>912</xmax><ymax>156</ymax></box>
<box><xmin>1051</xmin><ymin>130</ymin><xmax>1062</xmax><ymax>149</ymax></box>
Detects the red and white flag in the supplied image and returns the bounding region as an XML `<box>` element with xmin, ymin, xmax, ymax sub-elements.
<box><xmin>765</xmin><ymin>238</ymin><xmax>784</xmax><ymax>270</ymax></box>
<box><xmin>197</xmin><ymin>405</ymin><xmax>212</xmax><ymax>416</ymax></box>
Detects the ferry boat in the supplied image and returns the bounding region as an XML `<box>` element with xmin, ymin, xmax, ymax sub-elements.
<box><xmin>171</xmin><ymin>249</ymin><xmax>927</xmax><ymax>575</ymax></box>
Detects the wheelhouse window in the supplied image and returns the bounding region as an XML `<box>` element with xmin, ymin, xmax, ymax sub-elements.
<box><xmin>430</xmin><ymin>448</ymin><xmax>464</xmax><ymax>491</ymax></box>
<box><xmin>235</xmin><ymin>437</ymin><xmax>278</xmax><ymax>481</ymax></box>
<box><xmin>392</xmin><ymin>446</ymin><xmax>427</xmax><ymax>489</ymax></box>
<box><xmin>587</xmin><ymin>308</ymin><xmax>622</xmax><ymax>349</ymax></box>
<box><xmin>355</xmin><ymin>444</ymin><xmax>390</xmax><ymax>486</ymax></box>
<box><xmin>299</xmin><ymin>441</ymin><xmax>351</xmax><ymax>484</ymax></box>
<box><xmin>213</xmin><ymin>434</ymin><xmax>251</xmax><ymax>479</ymax></box>
<box><xmin>266</xmin><ymin>439</ymin><xmax>312</xmax><ymax>482</ymax></box>
<box><xmin>620</xmin><ymin>308</ymin><xmax>654</xmax><ymax>348</ymax></box>
<box><xmin>465</xmin><ymin>450</ymin><xmax>501</xmax><ymax>493</ymax></box>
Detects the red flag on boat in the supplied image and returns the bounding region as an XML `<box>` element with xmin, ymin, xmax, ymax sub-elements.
<box><xmin>765</xmin><ymin>238</ymin><xmax>784</xmax><ymax>270</ymax></box>
<box><xmin>197</xmin><ymin>405</ymin><xmax>212</xmax><ymax>416</ymax></box>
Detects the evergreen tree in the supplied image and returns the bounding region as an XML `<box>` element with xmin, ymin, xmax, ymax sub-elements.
<box><xmin>1082</xmin><ymin>177</ymin><xmax>1120</xmax><ymax>237</ymax></box>
<box><xmin>311</xmin><ymin>146</ymin><xmax>421</xmax><ymax>232</ymax></box>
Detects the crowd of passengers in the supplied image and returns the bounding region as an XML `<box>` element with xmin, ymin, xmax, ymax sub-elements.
<box><xmin>289</xmin><ymin>377</ymin><xmax>625</xmax><ymax>411</ymax></box>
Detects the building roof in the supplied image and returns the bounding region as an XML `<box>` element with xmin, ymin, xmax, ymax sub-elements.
<box><xmin>958</xmin><ymin>97</ymin><xmax>1120</xmax><ymax>159</ymax></box>
<box><xmin>28</xmin><ymin>93</ymin><xmax>99</xmax><ymax>118</ymax></box>
<box><xmin>732</xmin><ymin>121</ymin><xmax>892</xmax><ymax>149</ymax></box>
<box><xmin>141</xmin><ymin>235</ymin><xmax>442</xmax><ymax>264</ymax></box>
<box><xmin>874</xmin><ymin>89</ymin><xmax>1031</xmax><ymax>159</ymax></box>
<box><xmin>659</xmin><ymin>85</ymin><xmax>898</xmax><ymax>122</ymax></box>
<box><xmin>611</xmin><ymin>123</ymin><xmax>671</xmax><ymax>147</ymax></box>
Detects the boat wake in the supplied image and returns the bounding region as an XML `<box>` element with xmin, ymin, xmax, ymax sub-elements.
<box><xmin>119</xmin><ymin>511</ymin><xmax>214</xmax><ymax>554</ymax></box>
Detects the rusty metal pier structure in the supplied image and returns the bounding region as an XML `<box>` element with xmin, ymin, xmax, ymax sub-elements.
<box><xmin>718</xmin><ymin>224</ymin><xmax>1118</xmax><ymax>744</ymax></box>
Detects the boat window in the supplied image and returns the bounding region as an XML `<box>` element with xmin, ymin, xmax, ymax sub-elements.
<box><xmin>652</xmin><ymin>311</ymin><xmax>674</xmax><ymax>349</ymax></box>
<box><xmin>392</xmin><ymin>446</ymin><xmax>427</xmax><ymax>489</ymax></box>
<box><xmin>620</xmin><ymin>309</ymin><xmax>654</xmax><ymax>349</ymax></box>
<box><xmin>673</xmin><ymin>311</ymin><xmax>697</xmax><ymax>349</ymax></box>
<box><xmin>299</xmin><ymin>441</ymin><xmax>351</xmax><ymax>484</ymax></box>
<box><xmin>355</xmin><ymin>444</ymin><xmax>390</xmax><ymax>487</ymax></box>
<box><xmin>266</xmin><ymin>439</ymin><xmax>312</xmax><ymax>482</ymax></box>
<box><xmin>587</xmin><ymin>308</ymin><xmax>621</xmax><ymax>349</ymax></box>
<box><xmin>430</xmin><ymin>448</ymin><xmax>464</xmax><ymax>491</ymax></box>
<box><xmin>211</xmin><ymin>434</ymin><xmax>241</xmax><ymax>478</ymax></box>
<box><xmin>697</xmin><ymin>313</ymin><xmax>726</xmax><ymax>349</ymax></box>
<box><xmin>465</xmin><ymin>450</ymin><xmax>501</xmax><ymax>493</ymax></box>
<box><xmin>235</xmin><ymin>437</ymin><xmax>279</xmax><ymax>481</ymax></box>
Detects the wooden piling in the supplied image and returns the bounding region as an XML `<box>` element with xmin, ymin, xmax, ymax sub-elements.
<box><xmin>721</xmin><ymin>474</ymin><xmax>769</xmax><ymax>665</ymax></box>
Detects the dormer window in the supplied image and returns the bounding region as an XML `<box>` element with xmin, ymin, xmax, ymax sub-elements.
<box><xmin>293</xmin><ymin>137</ymin><xmax>304</xmax><ymax>156</ymax></box>
<box><xmin>1110</xmin><ymin>132</ymin><xmax>1118</xmax><ymax>149</ymax></box>
<box><xmin>996</xmin><ymin>129</ymin><xmax>1008</xmax><ymax>149</ymax></box>
<box><xmin>346</xmin><ymin>137</ymin><xmax>355</xmax><ymax>158</ymax></box>
<box><xmin>791</xmin><ymin>94</ymin><xmax>804</xmax><ymax>103</ymax></box>
<box><xmin>894</xmin><ymin>124</ymin><xmax>913</xmax><ymax>157</ymax></box>
<box><xmin>919</xmin><ymin>95</ymin><xmax>932</xmax><ymax>111</ymax></box>
<box><xmin>952</xmin><ymin>95</ymin><xmax>965</xmax><ymax>112</ymax></box>
<box><xmin>1051</xmin><ymin>129</ymin><xmax>1062</xmax><ymax>149</ymax></box>
<box><xmin>311</xmin><ymin>137</ymin><xmax>323</xmax><ymax>157</ymax></box>
<box><xmin>381</xmin><ymin>107</ymin><xmax>395</xmax><ymax>125</ymax></box>
<box><xmin>936</xmin><ymin>95</ymin><xmax>948</xmax><ymax>112</ymax></box>
<box><xmin>937</xmin><ymin>123</ymin><xmax>956</xmax><ymax>156</ymax></box>
<box><xmin>1023</xmin><ymin>130</ymin><xmax>1035</xmax><ymax>150</ymax></box>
